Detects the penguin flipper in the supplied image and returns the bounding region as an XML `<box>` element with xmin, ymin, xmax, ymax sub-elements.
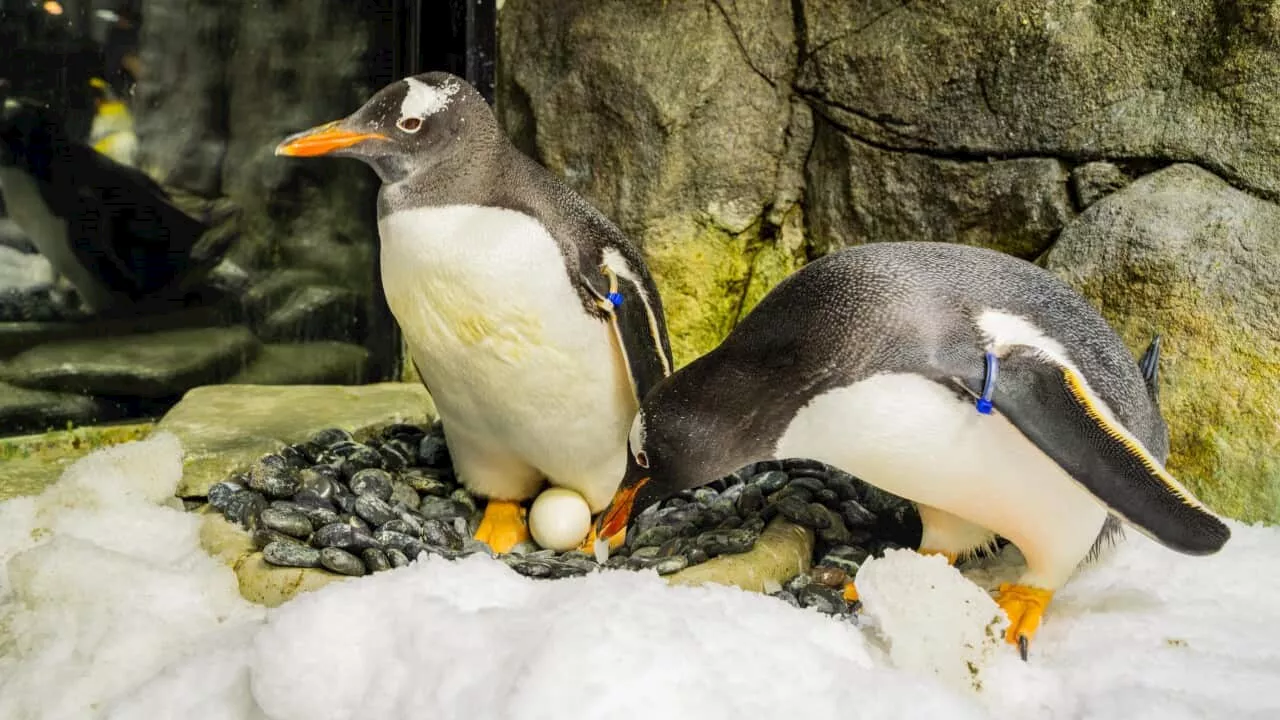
<box><xmin>582</xmin><ymin>264</ymin><xmax>673</xmax><ymax>402</ymax></box>
<box><xmin>972</xmin><ymin>346</ymin><xmax>1229</xmax><ymax>556</ymax></box>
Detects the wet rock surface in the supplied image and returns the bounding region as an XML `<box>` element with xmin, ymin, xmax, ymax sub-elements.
<box><xmin>198</xmin><ymin>420</ymin><xmax>922</xmax><ymax>616</ymax></box>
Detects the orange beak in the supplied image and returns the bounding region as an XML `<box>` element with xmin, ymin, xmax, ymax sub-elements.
<box><xmin>274</xmin><ymin>121</ymin><xmax>387</xmax><ymax>157</ymax></box>
<box><xmin>594</xmin><ymin>477</ymin><xmax>649</xmax><ymax>540</ymax></box>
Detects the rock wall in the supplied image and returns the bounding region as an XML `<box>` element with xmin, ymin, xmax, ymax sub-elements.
<box><xmin>498</xmin><ymin>0</ymin><xmax>1280</xmax><ymax>523</ymax></box>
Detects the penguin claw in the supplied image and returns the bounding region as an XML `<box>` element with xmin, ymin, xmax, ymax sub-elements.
<box><xmin>995</xmin><ymin>583</ymin><xmax>1054</xmax><ymax>660</ymax></box>
<box><xmin>474</xmin><ymin>500</ymin><xmax>531</xmax><ymax>554</ymax></box>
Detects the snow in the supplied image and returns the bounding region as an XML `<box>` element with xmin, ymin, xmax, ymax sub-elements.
<box><xmin>1</xmin><ymin>435</ymin><xmax>1278</xmax><ymax>720</ymax></box>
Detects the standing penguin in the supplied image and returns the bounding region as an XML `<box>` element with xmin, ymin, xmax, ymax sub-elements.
<box><xmin>591</xmin><ymin>241</ymin><xmax>1229</xmax><ymax>658</ymax></box>
<box><xmin>275</xmin><ymin>72</ymin><xmax>673</xmax><ymax>553</ymax></box>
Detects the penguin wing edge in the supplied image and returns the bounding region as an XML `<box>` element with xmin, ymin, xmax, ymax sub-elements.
<box><xmin>586</xmin><ymin>266</ymin><xmax>673</xmax><ymax>402</ymax></box>
<box><xmin>983</xmin><ymin>347</ymin><xmax>1230</xmax><ymax>556</ymax></box>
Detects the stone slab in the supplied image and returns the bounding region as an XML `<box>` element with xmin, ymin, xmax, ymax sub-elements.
<box><xmin>162</xmin><ymin>382</ymin><xmax>436</xmax><ymax>498</ymax></box>
<box><xmin>665</xmin><ymin>517</ymin><xmax>814</xmax><ymax>593</ymax></box>
<box><xmin>1</xmin><ymin>325</ymin><xmax>261</xmax><ymax>397</ymax></box>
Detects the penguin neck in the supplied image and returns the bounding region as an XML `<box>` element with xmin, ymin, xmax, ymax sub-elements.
<box><xmin>378</xmin><ymin>127</ymin><xmax>507</xmax><ymax>213</ymax></box>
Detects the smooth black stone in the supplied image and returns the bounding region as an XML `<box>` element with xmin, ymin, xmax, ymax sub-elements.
<box><xmin>251</xmin><ymin>527</ymin><xmax>294</xmax><ymax>550</ymax></box>
<box><xmin>361</xmin><ymin>547</ymin><xmax>392</xmax><ymax>572</ymax></box>
<box><xmin>653</xmin><ymin>556</ymin><xmax>689</xmax><ymax>575</ymax></box>
<box><xmin>419</xmin><ymin>496</ymin><xmax>470</xmax><ymax>521</ymax></box>
<box><xmin>734</xmin><ymin>484</ymin><xmax>765</xmax><ymax>516</ymax></box>
<box><xmin>375</xmin><ymin>529</ymin><xmax>427</xmax><ymax>559</ymax></box>
<box><xmin>790</xmin><ymin>476</ymin><xmax>826</xmax><ymax>494</ymax></box>
<box><xmin>207</xmin><ymin>480</ymin><xmax>245</xmax><ymax>511</ymax></box>
<box><xmin>223</xmin><ymin>491</ymin><xmax>268</xmax><ymax>530</ymax></box>
<box><xmin>380</xmin><ymin>423</ymin><xmax>427</xmax><ymax>442</ymax></box>
<box><xmin>339</xmin><ymin>513</ymin><xmax>371</xmax><ymax>532</ymax></box>
<box><xmin>421</xmin><ymin>518</ymin><xmax>463</xmax><ymax>551</ymax></box>
<box><xmin>751</xmin><ymin>470</ymin><xmax>789</xmax><ymax>494</ymax></box>
<box><xmin>319</xmin><ymin>547</ymin><xmax>366</xmax><ymax>576</ymax></box>
<box><xmin>262</xmin><ymin>539</ymin><xmax>321</xmax><ymax>568</ymax></box>
<box><xmin>631</xmin><ymin>524</ymin><xmax>677</xmax><ymax>548</ymax></box>
<box><xmin>797</xmin><ymin>584</ymin><xmax>847</xmax><ymax>615</ymax></box>
<box><xmin>260</xmin><ymin>507</ymin><xmax>313</xmax><ymax>539</ymax></box>
<box><xmin>389</xmin><ymin>480</ymin><xmax>420</xmax><ymax>509</ymax></box>
<box><xmin>309</xmin><ymin>428</ymin><xmax>354</xmax><ymax>447</ymax></box>
<box><xmin>839</xmin><ymin>499</ymin><xmax>877</xmax><ymax>528</ymax></box>
<box><xmin>402</xmin><ymin>469</ymin><xmax>452</xmax><ymax>496</ymax></box>
<box><xmin>378</xmin><ymin>443</ymin><xmax>411</xmax><ymax>471</ymax></box>
<box><xmin>386</xmin><ymin>548</ymin><xmax>410</xmax><ymax>568</ymax></box>
<box><xmin>297</xmin><ymin>468</ymin><xmax>336</xmax><ymax>500</ymax></box>
<box><xmin>771</xmin><ymin>590</ymin><xmax>801</xmax><ymax>607</ymax></box>
<box><xmin>277</xmin><ymin>445</ymin><xmax>310</xmax><ymax>470</ymax></box>
<box><xmin>349</xmin><ymin>468</ymin><xmax>394</xmax><ymax>501</ymax></box>
<box><xmin>312</xmin><ymin>522</ymin><xmax>379</xmax><ymax>551</ymax></box>
<box><xmin>417</xmin><ymin>433</ymin><xmax>450</xmax><ymax>468</ymax></box>
<box><xmin>784</xmin><ymin>573</ymin><xmax>812</xmax><ymax>595</ymax></box>
<box><xmin>450</xmin><ymin>489</ymin><xmax>477</xmax><ymax>514</ymax></box>
<box><xmin>687</xmin><ymin>548</ymin><xmax>709</xmax><ymax>564</ymax></box>
<box><xmin>248</xmin><ymin>454</ymin><xmax>300</xmax><ymax>498</ymax></box>
<box><xmin>295</xmin><ymin>504</ymin><xmax>341</xmax><ymax>529</ymax></box>
<box><xmin>340</xmin><ymin>447</ymin><xmax>385</xmax><ymax>479</ymax></box>
<box><xmin>694</xmin><ymin>528</ymin><xmax>756</xmax><ymax>556</ymax></box>
<box><xmin>820</xmin><ymin>545</ymin><xmax>869</xmax><ymax>574</ymax></box>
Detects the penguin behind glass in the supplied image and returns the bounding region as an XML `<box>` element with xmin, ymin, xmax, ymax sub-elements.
<box><xmin>275</xmin><ymin>72</ymin><xmax>673</xmax><ymax>553</ymax></box>
<box><xmin>0</xmin><ymin>85</ymin><xmax>234</xmax><ymax>314</ymax></box>
<box><xmin>592</xmin><ymin>241</ymin><xmax>1230</xmax><ymax>659</ymax></box>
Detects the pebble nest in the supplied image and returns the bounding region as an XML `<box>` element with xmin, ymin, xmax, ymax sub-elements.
<box><xmin>204</xmin><ymin>422</ymin><xmax>923</xmax><ymax>618</ymax></box>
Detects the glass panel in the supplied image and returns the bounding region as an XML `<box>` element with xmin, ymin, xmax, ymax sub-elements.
<box><xmin>0</xmin><ymin>0</ymin><xmax>403</xmax><ymax>437</ymax></box>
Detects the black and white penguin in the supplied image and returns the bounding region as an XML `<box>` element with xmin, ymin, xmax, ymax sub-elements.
<box><xmin>0</xmin><ymin>89</ymin><xmax>232</xmax><ymax>314</ymax></box>
<box><xmin>275</xmin><ymin>72</ymin><xmax>673</xmax><ymax>553</ymax></box>
<box><xmin>591</xmin><ymin>241</ymin><xmax>1229</xmax><ymax>658</ymax></box>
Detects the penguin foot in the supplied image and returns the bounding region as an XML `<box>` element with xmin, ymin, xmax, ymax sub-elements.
<box><xmin>995</xmin><ymin>583</ymin><xmax>1054</xmax><ymax>660</ymax></box>
<box><xmin>474</xmin><ymin>500</ymin><xmax>531</xmax><ymax>554</ymax></box>
<box><xmin>578</xmin><ymin>522</ymin><xmax>627</xmax><ymax>555</ymax></box>
<box><xmin>841</xmin><ymin>581</ymin><xmax>859</xmax><ymax>603</ymax></box>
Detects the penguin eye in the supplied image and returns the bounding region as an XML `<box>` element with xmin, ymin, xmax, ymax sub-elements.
<box><xmin>397</xmin><ymin>117</ymin><xmax>422</xmax><ymax>133</ymax></box>
<box><xmin>634</xmin><ymin>450</ymin><xmax>649</xmax><ymax>469</ymax></box>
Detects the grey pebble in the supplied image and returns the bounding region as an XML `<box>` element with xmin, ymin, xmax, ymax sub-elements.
<box><xmin>309</xmin><ymin>428</ymin><xmax>354</xmax><ymax>446</ymax></box>
<box><xmin>798</xmin><ymin>584</ymin><xmax>847</xmax><ymax>615</ymax></box>
<box><xmin>362</xmin><ymin>547</ymin><xmax>392</xmax><ymax>572</ymax></box>
<box><xmin>386</xmin><ymin>548</ymin><xmax>410</xmax><ymax>568</ymax></box>
<box><xmin>389</xmin><ymin>480</ymin><xmax>420</xmax><ymax>509</ymax></box>
<box><xmin>349</xmin><ymin>468</ymin><xmax>393</xmax><ymax>502</ymax></box>
<box><xmin>340</xmin><ymin>513</ymin><xmax>372</xmax><ymax>532</ymax></box>
<box><xmin>354</xmin><ymin>494</ymin><xmax>397</xmax><ymax>527</ymax></box>
<box><xmin>419</xmin><ymin>496</ymin><xmax>470</xmax><ymax>521</ymax></box>
<box><xmin>263</xmin><ymin>539</ymin><xmax>321</xmax><ymax>568</ymax></box>
<box><xmin>223</xmin><ymin>491</ymin><xmax>268</xmax><ymax>530</ymax></box>
<box><xmin>251</xmin><ymin>527</ymin><xmax>295</xmax><ymax>550</ymax></box>
<box><xmin>839</xmin><ymin>499</ymin><xmax>877</xmax><ymax>528</ymax></box>
<box><xmin>821</xmin><ymin>545</ymin><xmax>869</xmax><ymax>574</ymax></box>
<box><xmin>450</xmin><ymin>488</ymin><xmax>477</xmax><ymax>513</ymax></box>
<box><xmin>694</xmin><ymin>528</ymin><xmax>756</xmax><ymax>556</ymax></box>
<box><xmin>319</xmin><ymin>547</ymin><xmax>367</xmax><ymax>576</ymax></box>
<box><xmin>248</xmin><ymin>454</ymin><xmax>300</xmax><ymax>498</ymax></box>
<box><xmin>295</xmin><ymin>505</ymin><xmax>341</xmax><ymax>529</ymax></box>
<box><xmin>417</xmin><ymin>434</ymin><xmax>450</xmax><ymax>467</ymax></box>
<box><xmin>403</xmin><ymin>470</ymin><xmax>452</xmax><ymax>497</ymax></box>
<box><xmin>751</xmin><ymin>470</ymin><xmax>789</xmax><ymax>494</ymax></box>
<box><xmin>653</xmin><ymin>556</ymin><xmax>689</xmax><ymax>575</ymax></box>
<box><xmin>312</xmin><ymin>522</ymin><xmax>379</xmax><ymax>552</ymax></box>
<box><xmin>260</xmin><ymin>507</ymin><xmax>314</xmax><ymax>539</ymax></box>
<box><xmin>422</xmin><ymin>518</ymin><xmax>464</xmax><ymax>551</ymax></box>
<box><xmin>207</xmin><ymin>481</ymin><xmax>244</xmax><ymax>511</ymax></box>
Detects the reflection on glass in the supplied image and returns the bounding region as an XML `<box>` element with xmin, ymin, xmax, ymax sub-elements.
<box><xmin>0</xmin><ymin>0</ymin><xmax>400</xmax><ymax>437</ymax></box>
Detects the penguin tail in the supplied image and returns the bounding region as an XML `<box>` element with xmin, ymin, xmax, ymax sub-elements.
<box><xmin>1138</xmin><ymin>333</ymin><xmax>1161</xmax><ymax>403</ymax></box>
<box><xmin>976</xmin><ymin>346</ymin><xmax>1230</xmax><ymax>556</ymax></box>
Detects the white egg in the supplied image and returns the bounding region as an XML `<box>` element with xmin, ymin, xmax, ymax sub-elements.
<box><xmin>528</xmin><ymin>487</ymin><xmax>593</xmax><ymax>551</ymax></box>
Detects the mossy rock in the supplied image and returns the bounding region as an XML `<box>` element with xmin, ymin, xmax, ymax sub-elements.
<box><xmin>0</xmin><ymin>422</ymin><xmax>154</xmax><ymax>502</ymax></box>
<box><xmin>645</xmin><ymin>210</ymin><xmax>806</xmax><ymax>367</ymax></box>
<box><xmin>1045</xmin><ymin>164</ymin><xmax>1280</xmax><ymax>523</ymax></box>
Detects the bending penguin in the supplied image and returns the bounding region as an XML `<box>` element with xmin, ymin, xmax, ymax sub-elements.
<box><xmin>591</xmin><ymin>241</ymin><xmax>1230</xmax><ymax>659</ymax></box>
<box><xmin>275</xmin><ymin>72</ymin><xmax>673</xmax><ymax>553</ymax></box>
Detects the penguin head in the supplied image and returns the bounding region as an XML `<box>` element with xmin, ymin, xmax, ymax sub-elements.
<box><xmin>274</xmin><ymin>71</ymin><xmax>493</xmax><ymax>183</ymax></box>
<box><xmin>594</xmin><ymin>363</ymin><xmax>757</xmax><ymax>543</ymax></box>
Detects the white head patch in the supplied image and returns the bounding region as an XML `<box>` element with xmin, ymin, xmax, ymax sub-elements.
<box><xmin>400</xmin><ymin>77</ymin><xmax>460</xmax><ymax>122</ymax></box>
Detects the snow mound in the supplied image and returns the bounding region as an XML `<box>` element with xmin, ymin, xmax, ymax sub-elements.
<box><xmin>2</xmin><ymin>435</ymin><xmax>1278</xmax><ymax>720</ymax></box>
<box><xmin>855</xmin><ymin>548</ymin><xmax>1009</xmax><ymax>693</ymax></box>
<box><xmin>0</xmin><ymin>433</ymin><xmax>263</xmax><ymax>720</ymax></box>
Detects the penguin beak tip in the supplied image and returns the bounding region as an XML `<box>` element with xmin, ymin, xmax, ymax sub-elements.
<box><xmin>274</xmin><ymin>122</ymin><xmax>386</xmax><ymax>158</ymax></box>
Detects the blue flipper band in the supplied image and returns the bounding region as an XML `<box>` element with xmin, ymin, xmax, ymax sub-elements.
<box><xmin>606</xmin><ymin>291</ymin><xmax>624</xmax><ymax>308</ymax></box>
<box><xmin>976</xmin><ymin>351</ymin><xmax>997</xmax><ymax>415</ymax></box>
